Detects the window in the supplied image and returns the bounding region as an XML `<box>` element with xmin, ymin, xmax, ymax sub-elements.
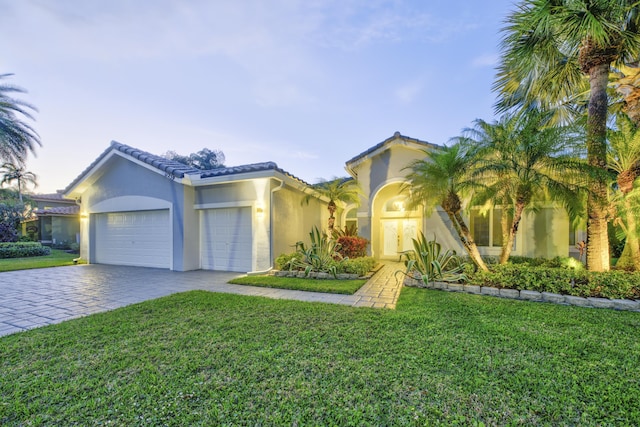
<box><xmin>345</xmin><ymin>208</ymin><xmax>357</xmax><ymax>230</ymax></box>
<box><xmin>470</xmin><ymin>208</ymin><xmax>504</xmax><ymax>247</ymax></box>
<box><xmin>383</xmin><ymin>196</ymin><xmax>417</xmax><ymax>214</ymax></box>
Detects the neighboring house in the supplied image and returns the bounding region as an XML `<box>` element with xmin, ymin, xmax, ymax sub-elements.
<box><xmin>64</xmin><ymin>133</ymin><xmax>582</xmax><ymax>272</ymax></box>
<box><xmin>23</xmin><ymin>192</ymin><xmax>80</xmax><ymax>247</ymax></box>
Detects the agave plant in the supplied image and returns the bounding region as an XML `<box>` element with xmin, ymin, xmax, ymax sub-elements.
<box><xmin>398</xmin><ymin>232</ymin><xmax>467</xmax><ymax>285</ymax></box>
<box><xmin>293</xmin><ymin>226</ymin><xmax>343</xmax><ymax>277</ymax></box>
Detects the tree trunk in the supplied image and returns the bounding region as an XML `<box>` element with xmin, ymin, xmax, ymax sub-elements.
<box><xmin>500</xmin><ymin>203</ymin><xmax>525</xmax><ymax>264</ymax></box>
<box><xmin>451</xmin><ymin>210</ymin><xmax>489</xmax><ymax>272</ymax></box>
<box><xmin>625</xmin><ymin>197</ymin><xmax>640</xmax><ymax>270</ymax></box>
<box><xmin>585</xmin><ymin>62</ymin><xmax>611</xmax><ymax>271</ymax></box>
<box><xmin>327</xmin><ymin>201</ymin><xmax>336</xmax><ymax>231</ymax></box>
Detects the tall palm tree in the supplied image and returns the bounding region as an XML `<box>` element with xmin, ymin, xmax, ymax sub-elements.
<box><xmin>303</xmin><ymin>177</ymin><xmax>363</xmax><ymax>231</ymax></box>
<box><xmin>0</xmin><ymin>74</ymin><xmax>40</xmax><ymax>165</ymax></box>
<box><xmin>0</xmin><ymin>163</ymin><xmax>37</xmax><ymax>203</ymax></box>
<box><xmin>462</xmin><ymin>110</ymin><xmax>586</xmax><ymax>264</ymax></box>
<box><xmin>608</xmin><ymin>113</ymin><xmax>640</xmax><ymax>269</ymax></box>
<box><xmin>405</xmin><ymin>144</ymin><xmax>489</xmax><ymax>271</ymax></box>
<box><xmin>495</xmin><ymin>0</ymin><xmax>640</xmax><ymax>271</ymax></box>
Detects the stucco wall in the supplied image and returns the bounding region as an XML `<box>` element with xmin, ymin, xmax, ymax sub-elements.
<box><xmin>272</xmin><ymin>185</ymin><xmax>326</xmax><ymax>259</ymax></box>
<box><xmin>79</xmin><ymin>155</ymin><xmax>188</xmax><ymax>270</ymax></box>
<box><xmin>521</xmin><ymin>207</ymin><xmax>570</xmax><ymax>258</ymax></box>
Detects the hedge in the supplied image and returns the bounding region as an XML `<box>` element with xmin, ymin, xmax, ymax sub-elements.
<box><xmin>469</xmin><ymin>264</ymin><xmax>640</xmax><ymax>300</ymax></box>
<box><xmin>0</xmin><ymin>242</ymin><xmax>52</xmax><ymax>259</ymax></box>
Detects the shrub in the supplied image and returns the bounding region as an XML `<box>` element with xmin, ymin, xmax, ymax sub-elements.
<box><xmin>0</xmin><ymin>242</ymin><xmax>51</xmax><ymax>259</ymax></box>
<box><xmin>398</xmin><ymin>233</ymin><xmax>467</xmax><ymax>284</ymax></box>
<box><xmin>336</xmin><ymin>236</ymin><xmax>368</xmax><ymax>259</ymax></box>
<box><xmin>507</xmin><ymin>255</ymin><xmax>583</xmax><ymax>269</ymax></box>
<box><xmin>468</xmin><ymin>264</ymin><xmax>640</xmax><ymax>300</ymax></box>
<box><xmin>292</xmin><ymin>227</ymin><xmax>343</xmax><ymax>277</ymax></box>
<box><xmin>275</xmin><ymin>252</ymin><xmax>300</xmax><ymax>270</ymax></box>
<box><xmin>0</xmin><ymin>223</ymin><xmax>18</xmax><ymax>243</ymax></box>
<box><xmin>341</xmin><ymin>257</ymin><xmax>377</xmax><ymax>276</ymax></box>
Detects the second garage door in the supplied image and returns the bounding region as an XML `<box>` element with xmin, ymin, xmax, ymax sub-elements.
<box><xmin>95</xmin><ymin>210</ymin><xmax>171</xmax><ymax>269</ymax></box>
<box><xmin>200</xmin><ymin>207</ymin><xmax>252</xmax><ymax>272</ymax></box>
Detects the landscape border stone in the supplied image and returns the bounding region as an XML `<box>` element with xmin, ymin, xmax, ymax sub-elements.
<box><xmin>405</xmin><ymin>279</ymin><xmax>640</xmax><ymax>312</ymax></box>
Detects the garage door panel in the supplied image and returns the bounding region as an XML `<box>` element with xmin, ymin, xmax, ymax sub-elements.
<box><xmin>201</xmin><ymin>207</ymin><xmax>252</xmax><ymax>272</ymax></box>
<box><xmin>95</xmin><ymin>210</ymin><xmax>170</xmax><ymax>269</ymax></box>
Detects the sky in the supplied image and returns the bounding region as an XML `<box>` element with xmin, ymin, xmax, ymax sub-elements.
<box><xmin>1</xmin><ymin>0</ymin><xmax>515</xmax><ymax>194</ymax></box>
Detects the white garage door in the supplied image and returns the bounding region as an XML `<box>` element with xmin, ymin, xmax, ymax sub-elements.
<box><xmin>201</xmin><ymin>207</ymin><xmax>252</xmax><ymax>272</ymax></box>
<box><xmin>95</xmin><ymin>210</ymin><xmax>171</xmax><ymax>269</ymax></box>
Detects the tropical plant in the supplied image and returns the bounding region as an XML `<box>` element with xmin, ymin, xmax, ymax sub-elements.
<box><xmin>335</xmin><ymin>235</ymin><xmax>368</xmax><ymax>259</ymax></box>
<box><xmin>163</xmin><ymin>147</ymin><xmax>225</xmax><ymax>170</ymax></box>
<box><xmin>0</xmin><ymin>74</ymin><xmax>40</xmax><ymax>165</ymax></box>
<box><xmin>397</xmin><ymin>232</ymin><xmax>467</xmax><ymax>285</ymax></box>
<box><xmin>461</xmin><ymin>109</ymin><xmax>587</xmax><ymax>264</ymax></box>
<box><xmin>0</xmin><ymin>189</ymin><xmax>28</xmax><ymax>242</ymax></box>
<box><xmin>608</xmin><ymin>113</ymin><xmax>640</xmax><ymax>269</ymax></box>
<box><xmin>495</xmin><ymin>0</ymin><xmax>640</xmax><ymax>271</ymax></box>
<box><xmin>404</xmin><ymin>143</ymin><xmax>488</xmax><ymax>271</ymax></box>
<box><xmin>0</xmin><ymin>162</ymin><xmax>37</xmax><ymax>203</ymax></box>
<box><xmin>303</xmin><ymin>178</ymin><xmax>363</xmax><ymax>231</ymax></box>
<box><xmin>292</xmin><ymin>226</ymin><xmax>343</xmax><ymax>277</ymax></box>
<box><xmin>331</xmin><ymin>223</ymin><xmax>359</xmax><ymax>238</ymax></box>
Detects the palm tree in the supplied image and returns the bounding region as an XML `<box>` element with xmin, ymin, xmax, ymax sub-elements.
<box><xmin>303</xmin><ymin>177</ymin><xmax>363</xmax><ymax>231</ymax></box>
<box><xmin>0</xmin><ymin>74</ymin><xmax>40</xmax><ymax>165</ymax></box>
<box><xmin>462</xmin><ymin>110</ymin><xmax>586</xmax><ymax>264</ymax></box>
<box><xmin>608</xmin><ymin>114</ymin><xmax>640</xmax><ymax>269</ymax></box>
<box><xmin>405</xmin><ymin>144</ymin><xmax>489</xmax><ymax>271</ymax></box>
<box><xmin>495</xmin><ymin>0</ymin><xmax>640</xmax><ymax>271</ymax></box>
<box><xmin>0</xmin><ymin>163</ymin><xmax>37</xmax><ymax>203</ymax></box>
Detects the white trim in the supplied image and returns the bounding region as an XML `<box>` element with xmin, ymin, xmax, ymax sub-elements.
<box><xmin>90</xmin><ymin>196</ymin><xmax>172</xmax><ymax>213</ymax></box>
<box><xmin>346</xmin><ymin>139</ymin><xmax>433</xmax><ymax>171</ymax></box>
<box><xmin>194</xmin><ymin>201</ymin><xmax>255</xmax><ymax>210</ymax></box>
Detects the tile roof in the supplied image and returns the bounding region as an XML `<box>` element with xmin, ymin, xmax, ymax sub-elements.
<box><xmin>345</xmin><ymin>131</ymin><xmax>440</xmax><ymax>166</ymax></box>
<box><xmin>199</xmin><ymin>161</ymin><xmax>311</xmax><ymax>186</ymax></box>
<box><xmin>64</xmin><ymin>141</ymin><xmax>312</xmax><ymax>193</ymax></box>
<box><xmin>34</xmin><ymin>205</ymin><xmax>80</xmax><ymax>216</ymax></box>
<box><xmin>110</xmin><ymin>142</ymin><xmax>202</xmax><ymax>178</ymax></box>
<box><xmin>31</xmin><ymin>192</ymin><xmax>74</xmax><ymax>203</ymax></box>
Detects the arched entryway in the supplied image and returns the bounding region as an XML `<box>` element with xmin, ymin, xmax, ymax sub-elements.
<box><xmin>371</xmin><ymin>182</ymin><xmax>422</xmax><ymax>260</ymax></box>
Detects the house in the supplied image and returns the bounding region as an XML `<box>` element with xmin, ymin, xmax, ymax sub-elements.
<box><xmin>342</xmin><ymin>132</ymin><xmax>583</xmax><ymax>261</ymax></box>
<box><xmin>63</xmin><ymin>141</ymin><xmax>328</xmax><ymax>272</ymax></box>
<box><xmin>22</xmin><ymin>192</ymin><xmax>80</xmax><ymax>247</ymax></box>
<box><xmin>64</xmin><ymin>133</ymin><xmax>581</xmax><ymax>272</ymax></box>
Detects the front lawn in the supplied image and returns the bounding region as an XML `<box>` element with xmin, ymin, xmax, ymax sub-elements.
<box><xmin>0</xmin><ymin>249</ymin><xmax>79</xmax><ymax>272</ymax></box>
<box><xmin>2</xmin><ymin>288</ymin><xmax>639</xmax><ymax>425</ymax></box>
<box><xmin>229</xmin><ymin>275</ymin><xmax>367</xmax><ymax>294</ymax></box>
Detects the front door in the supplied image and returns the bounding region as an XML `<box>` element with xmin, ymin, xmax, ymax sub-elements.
<box><xmin>381</xmin><ymin>219</ymin><xmax>418</xmax><ymax>258</ymax></box>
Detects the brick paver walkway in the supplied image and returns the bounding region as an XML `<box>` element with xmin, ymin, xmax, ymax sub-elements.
<box><xmin>0</xmin><ymin>262</ymin><xmax>405</xmax><ymax>337</ymax></box>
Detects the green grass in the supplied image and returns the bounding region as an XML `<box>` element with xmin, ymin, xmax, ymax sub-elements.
<box><xmin>229</xmin><ymin>275</ymin><xmax>367</xmax><ymax>294</ymax></box>
<box><xmin>0</xmin><ymin>249</ymin><xmax>80</xmax><ymax>272</ymax></box>
<box><xmin>2</xmin><ymin>289</ymin><xmax>640</xmax><ymax>425</ymax></box>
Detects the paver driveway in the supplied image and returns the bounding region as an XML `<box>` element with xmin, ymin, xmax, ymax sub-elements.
<box><xmin>0</xmin><ymin>263</ymin><xmax>404</xmax><ymax>337</ymax></box>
